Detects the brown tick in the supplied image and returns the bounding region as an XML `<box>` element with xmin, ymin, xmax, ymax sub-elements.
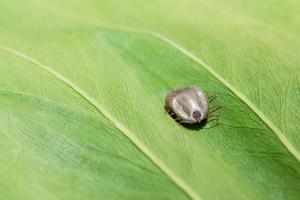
<box><xmin>165</xmin><ymin>86</ymin><xmax>220</xmax><ymax>125</ymax></box>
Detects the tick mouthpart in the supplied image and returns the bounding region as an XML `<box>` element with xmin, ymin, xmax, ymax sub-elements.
<box><xmin>192</xmin><ymin>111</ymin><xmax>201</xmax><ymax>122</ymax></box>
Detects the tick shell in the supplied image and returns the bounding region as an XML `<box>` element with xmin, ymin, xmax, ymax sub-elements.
<box><xmin>165</xmin><ymin>86</ymin><xmax>209</xmax><ymax>124</ymax></box>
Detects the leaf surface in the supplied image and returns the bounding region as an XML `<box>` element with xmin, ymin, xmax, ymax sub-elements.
<box><xmin>0</xmin><ymin>1</ymin><xmax>300</xmax><ymax>200</ymax></box>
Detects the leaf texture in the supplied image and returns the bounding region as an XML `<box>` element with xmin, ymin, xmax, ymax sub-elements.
<box><xmin>0</xmin><ymin>1</ymin><xmax>299</xmax><ymax>200</ymax></box>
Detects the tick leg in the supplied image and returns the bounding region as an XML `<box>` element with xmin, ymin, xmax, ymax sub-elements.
<box><xmin>202</xmin><ymin>122</ymin><xmax>219</xmax><ymax>129</ymax></box>
<box><xmin>165</xmin><ymin>107</ymin><xmax>173</xmax><ymax>115</ymax></box>
<box><xmin>208</xmin><ymin>95</ymin><xmax>217</xmax><ymax>102</ymax></box>
<box><xmin>202</xmin><ymin>114</ymin><xmax>219</xmax><ymax>129</ymax></box>
<box><xmin>208</xmin><ymin>105</ymin><xmax>222</xmax><ymax>114</ymax></box>
<box><xmin>207</xmin><ymin>114</ymin><xmax>219</xmax><ymax>122</ymax></box>
<box><xmin>165</xmin><ymin>110</ymin><xmax>176</xmax><ymax>118</ymax></box>
<box><xmin>174</xmin><ymin>117</ymin><xmax>182</xmax><ymax>123</ymax></box>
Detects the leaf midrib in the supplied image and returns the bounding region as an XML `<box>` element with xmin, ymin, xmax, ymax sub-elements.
<box><xmin>0</xmin><ymin>44</ymin><xmax>201</xmax><ymax>200</ymax></box>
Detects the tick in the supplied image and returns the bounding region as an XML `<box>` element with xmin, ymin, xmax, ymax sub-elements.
<box><xmin>165</xmin><ymin>86</ymin><xmax>220</xmax><ymax>125</ymax></box>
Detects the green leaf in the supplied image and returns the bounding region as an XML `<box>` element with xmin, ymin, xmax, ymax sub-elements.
<box><xmin>0</xmin><ymin>1</ymin><xmax>299</xmax><ymax>200</ymax></box>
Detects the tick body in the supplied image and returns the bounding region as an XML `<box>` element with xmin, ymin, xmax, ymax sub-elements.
<box><xmin>165</xmin><ymin>86</ymin><xmax>214</xmax><ymax>124</ymax></box>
